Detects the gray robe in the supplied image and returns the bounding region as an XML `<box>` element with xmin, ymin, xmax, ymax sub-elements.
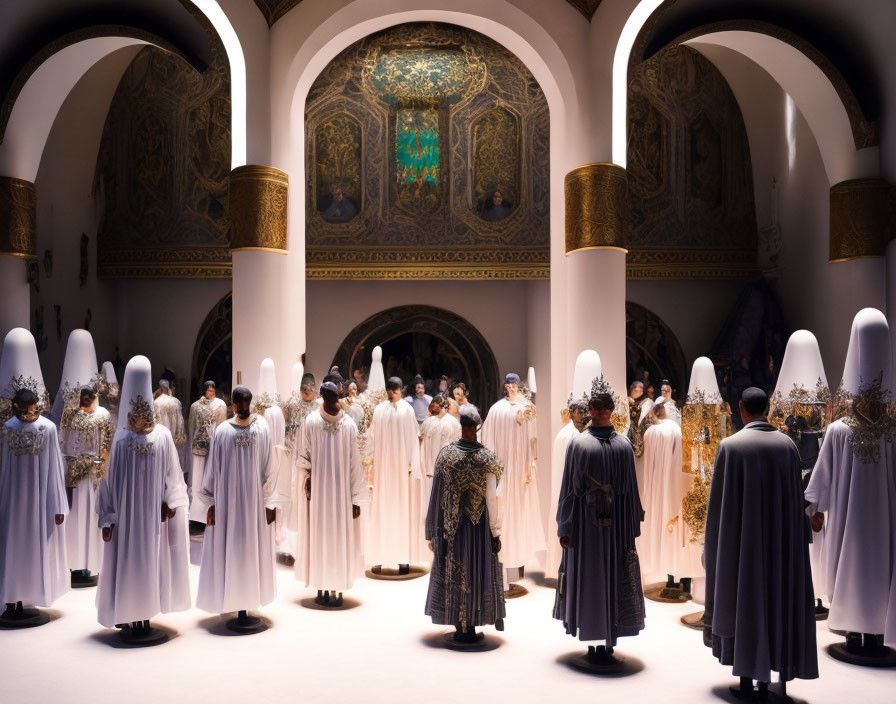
<box><xmin>704</xmin><ymin>421</ymin><xmax>818</xmax><ymax>682</ymax></box>
<box><xmin>553</xmin><ymin>425</ymin><xmax>645</xmax><ymax>645</ymax></box>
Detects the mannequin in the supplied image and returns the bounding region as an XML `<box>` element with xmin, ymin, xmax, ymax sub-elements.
<box><xmin>288</xmin><ymin>370</ymin><xmax>321</xmax><ymax>578</ymax></box>
<box><xmin>768</xmin><ymin>330</ymin><xmax>831</xmax><ymax>617</ymax></box>
<box><xmin>187</xmin><ymin>380</ymin><xmax>227</xmax><ymax>529</ymax></box>
<box><xmin>425</xmin><ymin>406</ymin><xmax>505</xmax><ymax>648</ymax></box>
<box><xmin>59</xmin><ymin>385</ymin><xmax>113</xmax><ymax>587</ymax></box>
<box><xmin>153</xmin><ymin>379</ymin><xmax>187</xmax><ymax>471</ymax></box>
<box><xmin>553</xmin><ymin>376</ymin><xmax>645</xmax><ymax>673</ymax></box>
<box><xmin>0</xmin><ymin>386</ymin><xmax>68</xmax><ymax>628</ymax></box>
<box><xmin>366</xmin><ymin>376</ymin><xmax>423</xmax><ymax>577</ymax></box>
<box><xmin>546</xmin><ymin>350</ymin><xmax>600</xmax><ymax>581</ymax></box>
<box><xmin>420</xmin><ymin>395</ymin><xmax>461</xmax><ymax>503</ymax></box>
<box><xmin>253</xmin><ymin>358</ymin><xmax>289</xmax><ymax>563</ymax></box>
<box><xmin>49</xmin><ymin>329</ymin><xmax>99</xmax><ymax>427</ymax></box>
<box><xmin>297</xmin><ymin>381</ymin><xmax>366</xmax><ymax>607</ymax></box>
<box><xmin>96</xmin><ymin>356</ymin><xmax>190</xmax><ymax>646</ymax></box>
<box><xmin>704</xmin><ymin>388</ymin><xmax>817</xmax><ymax>699</ymax></box>
<box><xmin>805</xmin><ymin>309</ymin><xmax>896</xmax><ymax>665</ymax></box>
<box><xmin>639</xmin><ymin>399</ymin><xmax>701</xmax><ymax>599</ymax></box>
<box><xmin>406</xmin><ymin>374</ymin><xmax>432</xmax><ymax>425</ymax></box>
<box><xmin>481</xmin><ymin>373</ymin><xmax>543</xmax><ymax>595</ymax></box>
<box><xmin>659</xmin><ymin>380</ymin><xmax>681</xmax><ymax>425</ymax></box>
<box><xmin>0</xmin><ymin>328</ymin><xmax>50</xmax><ymax>425</ymax></box>
<box><xmin>196</xmin><ymin>386</ymin><xmax>277</xmax><ymax>634</ymax></box>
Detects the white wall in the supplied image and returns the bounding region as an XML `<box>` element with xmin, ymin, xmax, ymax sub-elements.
<box><xmin>33</xmin><ymin>46</ymin><xmax>142</xmax><ymax>394</ymax></box>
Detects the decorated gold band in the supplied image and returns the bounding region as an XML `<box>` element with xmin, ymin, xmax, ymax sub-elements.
<box><xmin>564</xmin><ymin>163</ymin><xmax>627</xmax><ymax>254</ymax></box>
<box><xmin>829</xmin><ymin>178</ymin><xmax>893</xmax><ymax>262</ymax></box>
<box><xmin>0</xmin><ymin>176</ymin><xmax>36</xmax><ymax>259</ymax></box>
<box><xmin>229</xmin><ymin>166</ymin><xmax>289</xmax><ymax>253</ymax></box>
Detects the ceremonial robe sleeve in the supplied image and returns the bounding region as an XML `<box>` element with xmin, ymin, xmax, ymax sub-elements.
<box><xmin>556</xmin><ymin>442</ymin><xmax>577</xmax><ymax>539</ymax></box>
<box><xmin>406</xmin><ymin>409</ymin><xmax>421</xmax><ymax>479</ymax></box>
<box><xmin>297</xmin><ymin>419</ymin><xmax>312</xmax><ymax>474</ymax></box>
<box><xmin>163</xmin><ymin>430</ymin><xmax>188</xmax><ymax>510</ymax></box>
<box><xmin>487</xmin><ymin>472</ymin><xmax>501</xmax><ymax>537</ymax></box>
<box><xmin>349</xmin><ymin>421</ymin><xmax>367</xmax><ymax>505</ymax></box>
<box><xmin>97</xmin><ymin>439</ymin><xmax>120</xmax><ymax>528</ymax></box>
<box><xmin>259</xmin><ymin>423</ymin><xmax>280</xmax><ymax>511</ymax></box>
<box><xmin>45</xmin><ymin>424</ymin><xmax>69</xmax><ymax>518</ymax></box>
<box><xmin>804</xmin><ymin>424</ymin><xmax>837</xmax><ymax>514</ymax></box>
<box><xmin>172</xmin><ymin>401</ymin><xmax>186</xmax><ymax>446</ymax></box>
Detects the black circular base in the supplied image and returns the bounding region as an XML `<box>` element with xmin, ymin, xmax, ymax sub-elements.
<box><xmin>504</xmin><ymin>583</ymin><xmax>528</xmax><ymax>599</ymax></box>
<box><xmin>71</xmin><ymin>572</ymin><xmax>99</xmax><ymax>589</ymax></box>
<box><xmin>225</xmin><ymin>614</ymin><xmax>268</xmax><ymax>635</ymax></box>
<box><xmin>366</xmin><ymin>565</ymin><xmax>426</xmax><ymax>581</ymax></box>
<box><xmin>644</xmin><ymin>582</ymin><xmax>691</xmax><ymax>603</ymax></box>
<box><xmin>566</xmin><ymin>650</ymin><xmax>625</xmax><ymax>675</ymax></box>
<box><xmin>814</xmin><ymin>604</ymin><xmax>829</xmax><ymax>621</ymax></box>
<box><xmin>827</xmin><ymin>642</ymin><xmax>896</xmax><ymax>668</ymax></box>
<box><xmin>680</xmin><ymin>610</ymin><xmax>705</xmax><ymax>630</ymax></box>
<box><xmin>0</xmin><ymin>607</ymin><xmax>50</xmax><ymax>629</ymax></box>
<box><xmin>118</xmin><ymin>625</ymin><xmax>169</xmax><ymax>646</ymax></box>
<box><xmin>276</xmin><ymin>553</ymin><xmax>296</xmax><ymax>567</ymax></box>
<box><xmin>299</xmin><ymin>596</ymin><xmax>361</xmax><ymax>611</ymax></box>
<box><xmin>443</xmin><ymin>631</ymin><xmax>490</xmax><ymax>651</ymax></box>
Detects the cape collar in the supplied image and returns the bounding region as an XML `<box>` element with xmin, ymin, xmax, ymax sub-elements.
<box><xmin>742</xmin><ymin>420</ymin><xmax>776</xmax><ymax>432</ymax></box>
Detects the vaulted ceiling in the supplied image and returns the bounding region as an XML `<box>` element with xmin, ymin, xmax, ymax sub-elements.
<box><xmin>251</xmin><ymin>0</ymin><xmax>603</xmax><ymax>27</ymax></box>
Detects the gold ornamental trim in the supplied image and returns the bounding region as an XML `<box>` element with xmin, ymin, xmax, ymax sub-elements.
<box><xmin>566</xmin><ymin>245</ymin><xmax>629</xmax><ymax>255</ymax></box>
<box><xmin>98</xmin><ymin>246</ymin><xmax>231</xmax><ymax>279</ymax></box>
<box><xmin>229</xmin><ymin>165</ymin><xmax>289</xmax><ymax>253</ymax></box>
<box><xmin>306</xmin><ymin>263</ymin><xmax>549</xmax><ymax>281</ymax></box>
<box><xmin>565</xmin><ymin>162</ymin><xmax>627</xmax><ymax>254</ymax></box>
<box><xmin>0</xmin><ymin>177</ymin><xmax>36</xmax><ymax>259</ymax></box>
<box><xmin>829</xmin><ymin>179</ymin><xmax>893</xmax><ymax>262</ymax></box>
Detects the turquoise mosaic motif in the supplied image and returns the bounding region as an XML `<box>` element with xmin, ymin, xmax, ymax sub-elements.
<box><xmin>396</xmin><ymin>109</ymin><xmax>439</xmax><ymax>184</ymax></box>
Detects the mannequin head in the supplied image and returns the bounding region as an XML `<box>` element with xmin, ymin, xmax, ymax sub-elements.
<box><xmin>127</xmin><ymin>396</ymin><xmax>155</xmax><ymax>434</ymax></box>
<box><xmin>428</xmin><ymin>399</ymin><xmax>441</xmax><ymax>416</ymax></box>
<box><xmin>203</xmin><ymin>380</ymin><xmax>216</xmax><ymax>400</ymax></box>
<box><xmin>413</xmin><ymin>375</ymin><xmax>425</xmax><ymax>398</ymax></box>
<box><xmin>570</xmin><ymin>404</ymin><xmax>589</xmax><ymax>431</ymax></box>
<box><xmin>459</xmin><ymin>405</ymin><xmax>481</xmax><ymax>440</ymax></box>
<box><xmin>386</xmin><ymin>377</ymin><xmax>403</xmax><ymax>403</ymax></box>
<box><xmin>320</xmin><ymin>382</ymin><xmax>340</xmax><ymax>416</ymax></box>
<box><xmin>503</xmin><ymin>373</ymin><xmax>521</xmax><ymax>400</ymax></box>
<box><xmin>347</xmin><ymin>380</ymin><xmax>359</xmax><ymax>398</ymax></box>
<box><xmin>157</xmin><ymin>379</ymin><xmax>171</xmax><ymax>397</ymax></box>
<box><xmin>628</xmin><ymin>381</ymin><xmax>644</xmax><ymax>401</ymax></box>
<box><xmin>12</xmin><ymin>388</ymin><xmax>40</xmax><ymax>423</ymax></box>
<box><xmin>588</xmin><ymin>392</ymin><xmax>615</xmax><ymax>426</ymax></box>
<box><xmin>232</xmin><ymin>386</ymin><xmax>253</xmax><ymax>421</ymax></box>
<box><xmin>452</xmin><ymin>383</ymin><xmax>468</xmax><ymax>405</ymax></box>
<box><xmin>439</xmin><ymin>376</ymin><xmax>449</xmax><ymax>393</ymax></box>
<box><xmin>79</xmin><ymin>386</ymin><xmax>97</xmax><ymax>412</ymax></box>
<box><xmin>739</xmin><ymin>387</ymin><xmax>769</xmax><ymax>425</ymax></box>
<box><xmin>300</xmin><ymin>373</ymin><xmax>316</xmax><ymax>403</ymax></box>
<box><xmin>661</xmin><ymin>380</ymin><xmax>672</xmax><ymax>401</ymax></box>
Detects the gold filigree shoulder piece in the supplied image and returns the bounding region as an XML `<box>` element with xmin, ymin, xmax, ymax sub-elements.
<box><xmin>127</xmin><ymin>395</ymin><xmax>154</xmax><ymax>431</ymax></box>
<box><xmin>842</xmin><ymin>372</ymin><xmax>896</xmax><ymax>464</ymax></box>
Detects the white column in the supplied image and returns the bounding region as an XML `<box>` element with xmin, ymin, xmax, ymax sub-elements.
<box><xmin>0</xmin><ymin>176</ymin><xmax>36</xmax><ymax>338</ymax></box>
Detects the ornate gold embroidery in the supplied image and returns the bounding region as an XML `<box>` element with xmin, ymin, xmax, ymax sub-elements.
<box><xmin>126</xmin><ymin>436</ymin><xmax>155</xmax><ymax>456</ymax></box>
<box><xmin>841</xmin><ymin>373</ymin><xmax>896</xmax><ymax>464</ymax></box>
<box><xmin>4</xmin><ymin>427</ymin><xmax>45</xmax><ymax>455</ymax></box>
<box><xmin>127</xmin><ymin>395</ymin><xmax>154</xmax><ymax>432</ymax></box>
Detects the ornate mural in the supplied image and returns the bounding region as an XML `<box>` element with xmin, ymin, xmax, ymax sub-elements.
<box><xmin>305</xmin><ymin>23</ymin><xmax>550</xmax><ymax>279</ymax></box>
<box><xmin>626</xmin><ymin>45</ymin><xmax>758</xmax><ymax>278</ymax></box>
<box><xmin>95</xmin><ymin>42</ymin><xmax>231</xmax><ymax>278</ymax></box>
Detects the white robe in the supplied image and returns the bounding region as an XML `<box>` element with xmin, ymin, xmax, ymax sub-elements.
<box><xmin>187</xmin><ymin>397</ymin><xmax>227</xmax><ymax>522</ymax></box>
<box><xmin>96</xmin><ymin>424</ymin><xmax>190</xmax><ymax>627</ymax></box>
<box><xmin>0</xmin><ymin>416</ymin><xmax>69</xmax><ymax>606</ymax></box>
<box><xmin>153</xmin><ymin>394</ymin><xmax>187</xmax><ymax>469</ymax></box>
<box><xmin>59</xmin><ymin>406</ymin><xmax>112</xmax><ymax>573</ymax></box>
<box><xmin>638</xmin><ymin>419</ymin><xmax>702</xmax><ymax>580</ymax></box>
<box><xmin>805</xmin><ymin>420</ymin><xmax>896</xmax><ymax>642</ymax></box>
<box><xmin>286</xmin><ymin>400</ymin><xmax>321</xmax><ymax>567</ymax></box>
<box><xmin>366</xmin><ymin>399</ymin><xmax>422</xmax><ymax>565</ymax></box>
<box><xmin>481</xmin><ymin>396</ymin><xmax>545</xmax><ymax>569</ymax></box>
<box><xmin>195</xmin><ymin>416</ymin><xmax>277</xmax><ymax>613</ymax></box>
<box><xmin>420</xmin><ymin>413</ymin><xmax>462</xmax><ymax>504</ymax></box>
<box><xmin>546</xmin><ymin>421</ymin><xmax>578</xmax><ymax>579</ymax></box>
<box><xmin>296</xmin><ymin>409</ymin><xmax>367</xmax><ymax>590</ymax></box>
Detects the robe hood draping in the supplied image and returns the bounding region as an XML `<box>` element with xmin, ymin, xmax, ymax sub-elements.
<box><xmin>0</xmin><ymin>328</ymin><xmax>46</xmax><ymax>403</ymax></box>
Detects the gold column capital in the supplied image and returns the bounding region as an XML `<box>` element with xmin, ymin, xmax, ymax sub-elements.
<box><xmin>0</xmin><ymin>176</ymin><xmax>36</xmax><ymax>259</ymax></box>
<box><xmin>229</xmin><ymin>165</ymin><xmax>289</xmax><ymax>253</ymax></box>
<box><xmin>830</xmin><ymin>178</ymin><xmax>893</xmax><ymax>262</ymax></box>
<box><xmin>564</xmin><ymin>162</ymin><xmax>628</xmax><ymax>254</ymax></box>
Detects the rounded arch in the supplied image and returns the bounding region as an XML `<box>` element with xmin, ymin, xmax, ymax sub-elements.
<box><xmin>192</xmin><ymin>291</ymin><xmax>233</xmax><ymax>401</ymax></box>
<box><xmin>615</xmin><ymin>3</ymin><xmax>879</xmax><ymax>183</ymax></box>
<box><xmin>330</xmin><ymin>305</ymin><xmax>500</xmax><ymax>408</ymax></box>
<box><xmin>625</xmin><ymin>301</ymin><xmax>687</xmax><ymax>403</ymax></box>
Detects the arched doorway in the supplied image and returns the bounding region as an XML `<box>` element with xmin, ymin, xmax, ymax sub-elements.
<box><xmin>331</xmin><ymin>305</ymin><xmax>499</xmax><ymax>408</ymax></box>
<box><xmin>192</xmin><ymin>292</ymin><xmax>233</xmax><ymax>401</ymax></box>
<box><xmin>626</xmin><ymin>301</ymin><xmax>687</xmax><ymax>402</ymax></box>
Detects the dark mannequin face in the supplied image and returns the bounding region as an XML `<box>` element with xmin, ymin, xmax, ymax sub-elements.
<box><xmin>387</xmin><ymin>387</ymin><xmax>402</xmax><ymax>403</ymax></box>
<box><xmin>321</xmin><ymin>390</ymin><xmax>340</xmax><ymax>416</ymax></box>
<box><xmin>301</xmin><ymin>388</ymin><xmax>316</xmax><ymax>402</ymax></box>
<box><xmin>204</xmin><ymin>387</ymin><xmax>216</xmax><ymax>400</ymax></box>
<box><xmin>13</xmin><ymin>403</ymin><xmax>39</xmax><ymax>423</ymax></box>
<box><xmin>570</xmin><ymin>407</ymin><xmax>589</xmax><ymax>430</ymax></box>
<box><xmin>233</xmin><ymin>399</ymin><xmax>251</xmax><ymax>420</ymax></box>
<box><xmin>460</xmin><ymin>423</ymin><xmax>478</xmax><ymax>440</ymax></box>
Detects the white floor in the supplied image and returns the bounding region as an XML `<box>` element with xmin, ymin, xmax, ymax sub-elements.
<box><xmin>2</xmin><ymin>550</ymin><xmax>893</xmax><ymax>704</ymax></box>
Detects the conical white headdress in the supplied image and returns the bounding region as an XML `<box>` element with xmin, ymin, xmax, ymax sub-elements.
<box><xmin>773</xmin><ymin>330</ymin><xmax>828</xmax><ymax>401</ymax></box>
<box><xmin>367</xmin><ymin>346</ymin><xmax>385</xmax><ymax>394</ymax></box>
<box><xmin>572</xmin><ymin>350</ymin><xmax>602</xmax><ymax>401</ymax></box>
<box><xmin>841</xmin><ymin>308</ymin><xmax>891</xmax><ymax>398</ymax></box>
<box><xmin>117</xmin><ymin>355</ymin><xmax>154</xmax><ymax>431</ymax></box>
<box><xmin>101</xmin><ymin>361</ymin><xmax>118</xmax><ymax>386</ymax></box>
<box><xmin>256</xmin><ymin>358</ymin><xmax>279</xmax><ymax>399</ymax></box>
<box><xmin>0</xmin><ymin>328</ymin><xmax>46</xmax><ymax>400</ymax></box>
<box><xmin>686</xmin><ymin>357</ymin><xmax>722</xmax><ymax>404</ymax></box>
<box><xmin>57</xmin><ymin>329</ymin><xmax>98</xmax><ymax>394</ymax></box>
<box><xmin>527</xmin><ymin>366</ymin><xmax>537</xmax><ymax>394</ymax></box>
